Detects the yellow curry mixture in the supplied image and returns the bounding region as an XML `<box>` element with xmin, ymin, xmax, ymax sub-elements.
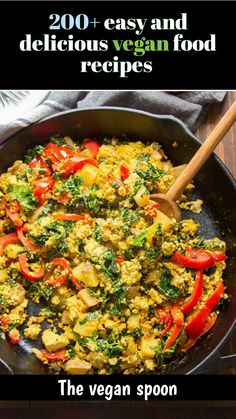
<box><xmin>0</xmin><ymin>136</ymin><xmax>227</xmax><ymax>374</ymax></box>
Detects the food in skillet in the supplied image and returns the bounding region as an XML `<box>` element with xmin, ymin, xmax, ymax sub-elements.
<box><xmin>0</xmin><ymin>136</ymin><xmax>227</xmax><ymax>374</ymax></box>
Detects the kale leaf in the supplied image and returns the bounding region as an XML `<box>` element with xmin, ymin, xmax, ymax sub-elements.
<box><xmin>25</xmin><ymin>145</ymin><xmax>44</xmax><ymax>163</ymax></box>
<box><xmin>102</xmin><ymin>249</ymin><xmax>118</xmax><ymax>280</ymax></box>
<box><xmin>158</xmin><ymin>268</ymin><xmax>181</xmax><ymax>301</ymax></box>
<box><xmin>94</xmin><ymin>223</ymin><xmax>103</xmax><ymax>243</ymax></box>
<box><xmin>49</xmin><ymin>135</ymin><xmax>67</xmax><ymax>146</ymax></box>
<box><xmin>132</xmin><ymin>230</ymin><xmax>148</xmax><ymax>247</ymax></box>
<box><xmin>135</xmin><ymin>155</ymin><xmax>164</xmax><ymax>181</ymax></box>
<box><xmin>7</xmin><ymin>184</ymin><xmax>37</xmax><ymax>213</ymax></box>
<box><xmin>26</xmin><ymin>282</ymin><xmax>53</xmax><ymax>302</ymax></box>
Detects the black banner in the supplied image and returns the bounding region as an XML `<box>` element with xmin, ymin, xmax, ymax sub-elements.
<box><xmin>0</xmin><ymin>375</ymin><xmax>236</xmax><ymax>401</ymax></box>
<box><xmin>0</xmin><ymin>1</ymin><xmax>235</xmax><ymax>89</ymax></box>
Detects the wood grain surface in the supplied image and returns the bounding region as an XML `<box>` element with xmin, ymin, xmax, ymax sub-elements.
<box><xmin>0</xmin><ymin>92</ymin><xmax>236</xmax><ymax>417</ymax></box>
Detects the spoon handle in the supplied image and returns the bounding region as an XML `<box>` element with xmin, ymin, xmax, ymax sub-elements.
<box><xmin>167</xmin><ymin>101</ymin><xmax>236</xmax><ymax>202</ymax></box>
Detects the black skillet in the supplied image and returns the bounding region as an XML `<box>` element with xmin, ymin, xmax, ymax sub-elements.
<box><xmin>0</xmin><ymin>107</ymin><xmax>236</xmax><ymax>375</ymax></box>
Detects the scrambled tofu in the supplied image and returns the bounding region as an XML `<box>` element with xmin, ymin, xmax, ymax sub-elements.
<box><xmin>0</xmin><ymin>136</ymin><xmax>227</xmax><ymax>375</ymax></box>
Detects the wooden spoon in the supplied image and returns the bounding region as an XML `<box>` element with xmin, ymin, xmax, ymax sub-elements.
<box><xmin>150</xmin><ymin>101</ymin><xmax>236</xmax><ymax>221</ymax></box>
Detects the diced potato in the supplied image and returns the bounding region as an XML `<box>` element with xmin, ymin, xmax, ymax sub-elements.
<box><xmin>170</xmin><ymin>164</ymin><xmax>187</xmax><ymax>179</ymax></box>
<box><xmin>126</xmin><ymin>286</ymin><xmax>140</xmax><ymax>299</ymax></box>
<box><xmin>146</xmin><ymin>209</ymin><xmax>174</xmax><ymax>243</ymax></box>
<box><xmin>72</xmin><ymin>262</ymin><xmax>98</xmax><ymax>287</ymax></box>
<box><xmin>140</xmin><ymin>336</ymin><xmax>160</xmax><ymax>359</ymax></box>
<box><xmin>134</xmin><ymin>185</ymin><xmax>150</xmax><ymax>207</ymax></box>
<box><xmin>120</xmin><ymin>355</ymin><xmax>140</xmax><ymax>370</ymax></box>
<box><xmin>97</xmin><ymin>145</ymin><xmax>116</xmax><ymax>159</ymax></box>
<box><xmin>152</xmin><ymin>150</ymin><xmax>162</xmax><ymax>161</ymax></box>
<box><xmin>42</xmin><ymin>330</ymin><xmax>69</xmax><ymax>352</ymax></box>
<box><xmin>78</xmin><ymin>288</ymin><xmax>98</xmax><ymax>308</ymax></box>
<box><xmin>5</xmin><ymin>244</ymin><xmax>23</xmax><ymax>259</ymax></box>
<box><xmin>79</xmin><ymin>164</ymin><xmax>99</xmax><ymax>187</ymax></box>
<box><xmin>64</xmin><ymin>358</ymin><xmax>92</xmax><ymax>374</ymax></box>
<box><xmin>155</xmin><ymin>210</ymin><xmax>173</xmax><ymax>229</ymax></box>
<box><xmin>147</xmin><ymin>211</ymin><xmax>174</xmax><ymax>245</ymax></box>
<box><xmin>127</xmin><ymin>314</ymin><xmax>140</xmax><ymax>331</ymax></box>
<box><xmin>89</xmin><ymin>352</ymin><xmax>107</xmax><ymax>369</ymax></box>
<box><xmin>73</xmin><ymin>316</ymin><xmax>99</xmax><ymax>337</ymax></box>
<box><xmin>162</xmin><ymin>161</ymin><xmax>173</xmax><ymax>171</ymax></box>
<box><xmin>124</xmin><ymin>336</ymin><xmax>137</xmax><ymax>356</ymax></box>
<box><xmin>0</xmin><ymin>269</ymin><xmax>8</xmax><ymax>282</ymax></box>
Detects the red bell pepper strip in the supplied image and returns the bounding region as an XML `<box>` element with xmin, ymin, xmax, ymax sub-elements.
<box><xmin>116</xmin><ymin>257</ymin><xmax>125</xmax><ymax>265</ymax></box>
<box><xmin>162</xmin><ymin>321</ymin><xmax>173</xmax><ymax>336</ymax></box>
<box><xmin>163</xmin><ymin>324</ymin><xmax>182</xmax><ymax>351</ymax></box>
<box><xmin>18</xmin><ymin>252</ymin><xmax>45</xmax><ymax>281</ymax></box>
<box><xmin>185</xmin><ymin>282</ymin><xmax>224</xmax><ymax>337</ymax></box>
<box><xmin>56</xmin><ymin>191</ymin><xmax>72</xmax><ymax>205</ymax></box>
<box><xmin>0</xmin><ymin>196</ymin><xmax>6</xmax><ymax>213</ymax></box>
<box><xmin>157</xmin><ymin>308</ymin><xmax>173</xmax><ymax>336</ymax></box>
<box><xmin>41</xmin><ymin>349</ymin><xmax>68</xmax><ymax>362</ymax></box>
<box><xmin>43</xmin><ymin>142</ymin><xmax>73</xmax><ymax>163</ymax></box>
<box><xmin>211</xmin><ymin>251</ymin><xmax>227</xmax><ymax>263</ymax></box>
<box><xmin>171</xmin><ymin>303</ymin><xmax>184</xmax><ymax>326</ymax></box>
<box><xmin>52</xmin><ymin>213</ymin><xmax>93</xmax><ymax>224</ymax></box>
<box><xmin>7</xmin><ymin>329</ymin><xmax>21</xmax><ymax>344</ymax></box>
<box><xmin>181</xmin><ymin>271</ymin><xmax>203</xmax><ymax>314</ymax></box>
<box><xmin>0</xmin><ymin>232</ymin><xmax>19</xmax><ymax>256</ymax></box>
<box><xmin>6</xmin><ymin>199</ymin><xmax>23</xmax><ymax>227</ymax></box>
<box><xmin>171</xmin><ymin>249</ymin><xmax>215</xmax><ymax>270</ymax></box>
<box><xmin>157</xmin><ymin>308</ymin><xmax>172</xmax><ymax>325</ymax></box>
<box><xmin>71</xmin><ymin>275</ymin><xmax>84</xmax><ymax>291</ymax></box>
<box><xmin>17</xmin><ymin>227</ymin><xmax>38</xmax><ymax>251</ymax></box>
<box><xmin>53</xmin><ymin>156</ymin><xmax>98</xmax><ymax>178</ymax></box>
<box><xmin>120</xmin><ymin>165</ymin><xmax>130</xmax><ymax>181</ymax></box>
<box><xmin>163</xmin><ymin>304</ymin><xmax>184</xmax><ymax>351</ymax></box>
<box><xmin>32</xmin><ymin>176</ymin><xmax>55</xmax><ymax>205</ymax></box>
<box><xmin>183</xmin><ymin>313</ymin><xmax>218</xmax><ymax>352</ymax></box>
<box><xmin>144</xmin><ymin>202</ymin><xmax>160</xmax><ymax>219</ymax></box>
<box><xmin>0</xmin><ymin>316</ymin><xmax>10</xmax><ymax>328</ymax></box>
<box><xmin>6</xmin><ymin>208</ymin><xmax>22</xmax><ymax>227</ymax></box>
<box><xmin>29</xmin><ymin>155</ymin><xmax>51</xmax><ymax>175</ymax></box>
<box><xmin>205</xmin><ymin>282</ymin><xmax>225</xmax><ymax>311</ymax></box>
<box><xmin>45</xmin><ymin>257</ymin><xmax>70</xmax><ymax>288</ymax></box>
<box><xmin>82</xmin><ymin>140</ymin><xmax>100</xmax><ymax>159</ymax></box>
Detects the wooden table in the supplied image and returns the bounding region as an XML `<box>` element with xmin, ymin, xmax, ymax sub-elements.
<box><xmin>0</xmin><ymin>92</ymin><xmax>236</xmax><ymax>417</ymax></box>
<box><xmin>195</xmin><ymin>91</ymin><xmax>236</xmax><ymax>376</ymax></box>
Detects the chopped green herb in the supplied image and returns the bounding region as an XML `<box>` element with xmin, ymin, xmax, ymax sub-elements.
<box><xmin>26</xmin><ymin>282</ymin><xmax>53</xmax><ymax>302</ymax></box>
<box><xmin>25</xmin><ymin>145</ymin><xmax>44</xmax><ymax>163</ymax></box>
<box><xmin>67</xmin><ymin>344</ymin><xmax>76</xmax><ymax>359</ymax></box>
<box><xmin>94</xmin><ymin>223</ymin><xmax>103</xmax><ymax>243</ymax></box>
<box><xmin>132</xmin><ymin>230</ymin><xmax>148</xmax><ymax>248</ymax></box>
<box><xmin>135</xmin><ymin>155</ymin><xmax>164</xmax><ymax>181</ymax></box>
<box><xmin>7</xmin><ymin>184</ymin><xmax>37</xmax><ymax>213</ymax></box>
<box><xmin>0</xmin><ymin>296</ymin><xmax>7</xmax><ymax>309</ymax></box>
<box><xmin>79</xmin><ymin>312</ymin><xmax>99</xmax><ymax>325</ymax></box>
<box><xmin>158</xmin><ymin>268</ymin><xmax>181</xmax><ymax>301</ymax></box>
<box><xmin>102</xmin><ymin>250</ymin><xmax>118</xmax><ymax>280</ymax></box>
<box><xmin>49</xmin><ymin>136</ymin><xmax>66</xmax><ymax>146</ymax></box>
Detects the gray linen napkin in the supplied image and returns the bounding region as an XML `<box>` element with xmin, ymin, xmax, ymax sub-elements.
<box><xmin>0</xmin><ymin>91</ymin><xmax>226</xmax><ymax>144</ymax></box>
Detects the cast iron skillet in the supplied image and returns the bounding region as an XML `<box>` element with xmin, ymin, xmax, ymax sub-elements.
<box><xmin>0</xmin><ymin>107</ymin><xmax>236</xmax><ymax>375</ymax></box>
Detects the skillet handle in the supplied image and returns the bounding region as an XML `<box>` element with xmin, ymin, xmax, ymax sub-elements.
<box><xmin>167</xmin><ymin>100</ymin><xmax>236</xmax><ymax>201</ymax></box>
<box><xmin>193</xmin><ymin>353</ymin><xmax>236</xmax><ymax>374</ymax></box>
